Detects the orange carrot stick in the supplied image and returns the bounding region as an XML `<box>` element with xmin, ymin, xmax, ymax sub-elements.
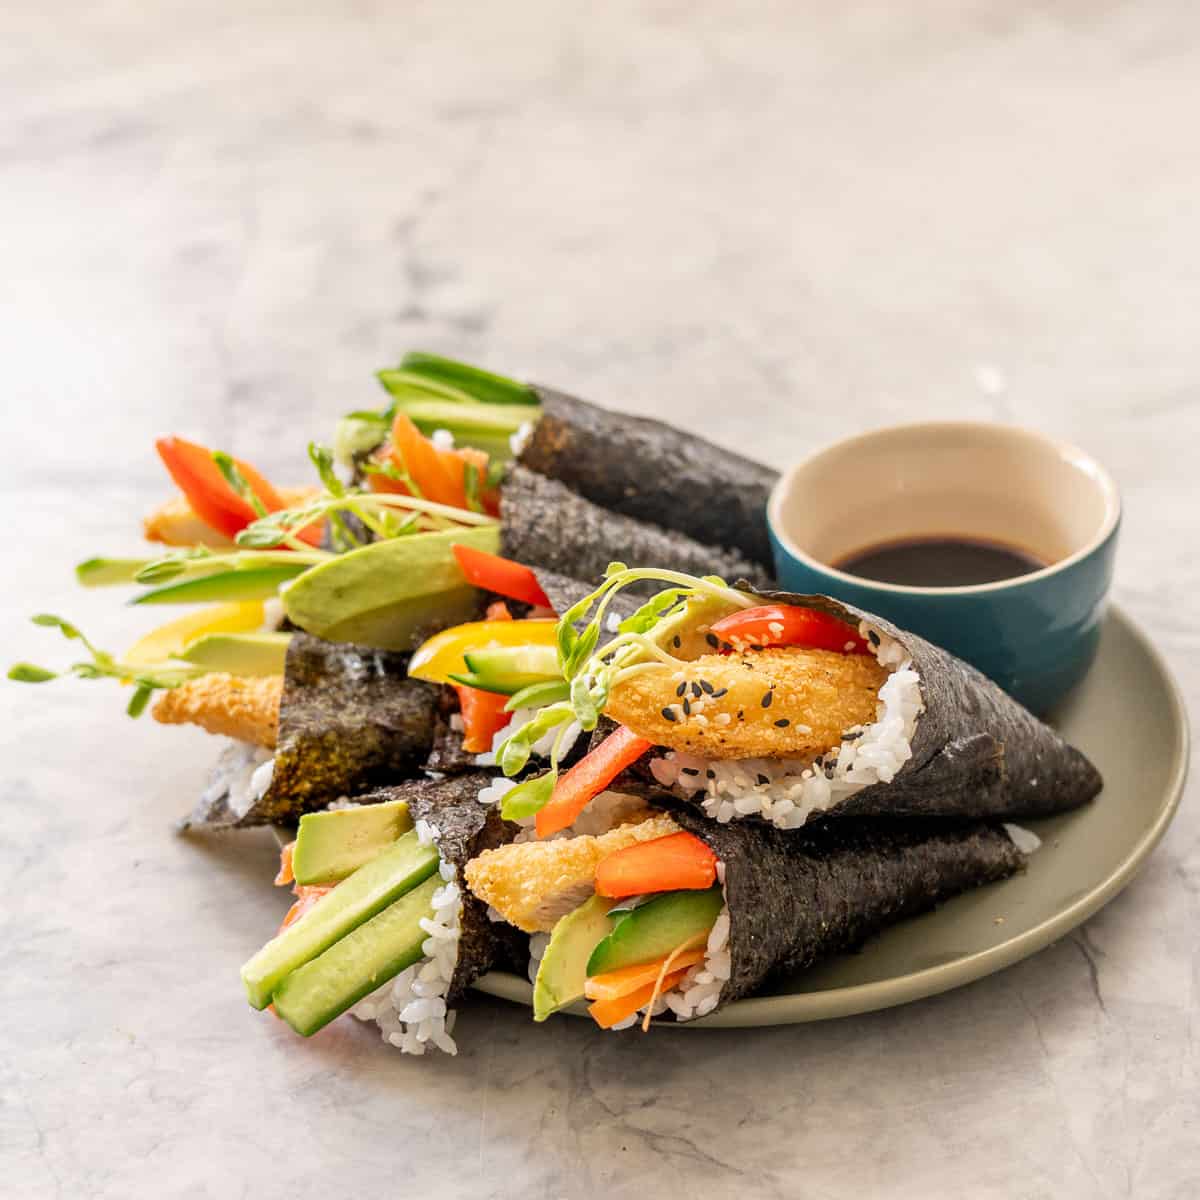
<box><xmin>584</xmin><ymin>948</ymin><xmax>707</xmax><ymax>1002</ymax></box>
<box><xmin>586</xmin><ymin>967</ymin><xmax>691</xmax><ymax>1030</ymax></box>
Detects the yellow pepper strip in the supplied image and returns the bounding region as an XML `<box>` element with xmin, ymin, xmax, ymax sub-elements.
<box><xmin>408</xmin><ymin>618</ymin><xmax>557</xmax><ymax>686</ymax></box>
<box><xmin>124</xmin><ymin>601</ymin><xmax>267</xmax><ymax>667</ymax></box>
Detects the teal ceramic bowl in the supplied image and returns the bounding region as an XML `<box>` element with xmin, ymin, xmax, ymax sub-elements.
<box><xmin>766</xmin><ymin>422</ymin><xmax>1121</xmax><ymax>714</ymax></box>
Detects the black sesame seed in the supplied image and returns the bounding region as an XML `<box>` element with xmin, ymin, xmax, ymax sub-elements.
<box><xmin>706</xmin><ymin>769</ymin><xmax>716</xmax><ymax>779</ymax></box>
<box><xmin>868</xmin><ymin>630</ymin><xmax>880</xmax><ymax>646</ymax></box>
<box><xmin>682</xmin><ymin>698</ymin><xmax>692</xmax><ymax>715</ymax></box>
<box><xmin>699</xmin><ymin>679</ymin><xmax>715</xmax><ymax>695</ymax></box>
<box><xmin>756</xmin><ymin>774</ymin><xmax>769</xmax><ymax>786</ymax></box>
<box><xmin>721</xmin><ymin>641</ymin><xmax>735</xmax><ymax>653</ymax></box>
<box><xmin>673</xmin><ymin>635</ymin><xmax>682</xmax><ymax>648</ymax></box>
<box><xmin>676</xmin><ymin>681</ymin><xmax>687</xmax><ymax>697</ymax></box>
<box><xmin>691</xmin><ymin>682</ymin><xmax>702</xmax><ymax>698</ymax></box>
<box><xmin>705</xmin><ymin>633</ymin><xmax>719</xmax><ymax>648</ymax></box>
<box><xmin>736</xmin><ymin>709</ymin><xmax>745</xmax><ymax>720</ymax></box>
<box><xmin>761</xmin><ymin>690</ymin><xmax>774</xmax><ymax>708</ymax></box>
<box><xmin>681</xmin><ymin>767</ymin><xmax>699</xmax><ymax>776</ymax></box>
<box><xmin>750</xmin><ymin>644</ymin><xmax>765</xmax><ymax>652</ymax></box>
<box><xmin>843</xmin><ymin>729</ymin><xmax>862</xmax><ymax>741</ymax></box>
<box><xmin>661</xmin><ymin>707</ymin><xmax>677</xmax><ymax>722</ymax></box>
<box><xmin>710</xmin><ymin>687</ymin><xmax>728</xmax><ymax>699</ymax></box>
<box><xmin>775</xmin><ymin>718</ymin><xmax>790</xmax><ymax>727</ymax></box>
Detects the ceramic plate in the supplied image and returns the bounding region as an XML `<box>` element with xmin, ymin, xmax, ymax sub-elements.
<box><xmin>472</xmin><ymin>604</ymin><xmax>1189</xmax><ymax>1027</ymax></box>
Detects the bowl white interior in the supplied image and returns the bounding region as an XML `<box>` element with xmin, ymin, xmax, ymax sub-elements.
<box><xmin>770</xmin><ymin>422</ymin><xmax>1120</xmax><ymax>582</ymax></box>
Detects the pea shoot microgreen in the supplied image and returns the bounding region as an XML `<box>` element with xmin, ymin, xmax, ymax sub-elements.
<box><xmin>7</xmin><ymin>614</ymin><xmax>207</xmax><ymax>715</ymax></box>
<box><xmin>229</xmin><ymin>442</ymin><xmax>497</xmax><ymax>553</ymax></box>
<box><xmin>494</xmin><ymin>566</ymin><xmax>754</xmax><ymax>820</ymax></box>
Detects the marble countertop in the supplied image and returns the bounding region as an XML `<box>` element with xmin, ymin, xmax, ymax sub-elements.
<box><xmin>3</xmin><ymin>4</ymin><xmax>1197</xmax><ymax>1197</ymax></box>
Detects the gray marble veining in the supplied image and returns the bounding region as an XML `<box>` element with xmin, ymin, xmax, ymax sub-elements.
<box><xmin>2</xmin><ymin>3</ymin><xmax>1197</xmax><ymax>1197</ymax></box>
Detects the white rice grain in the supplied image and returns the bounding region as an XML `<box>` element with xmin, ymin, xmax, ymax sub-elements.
<box><xmin>649</xmin><ymin>625</ymin><xmax>922</xmax><ymax>831</ymax></box>
<box><xmin>350</xmin><ymin>862</ymin><xmax>463</xmax><ymax>1056</ymax></box>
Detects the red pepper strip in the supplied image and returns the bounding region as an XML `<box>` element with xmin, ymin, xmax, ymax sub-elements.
<box><xmin>155</xmin><ymin>436</ymin><xmax>322</xmax><ymax>546</ymax></box>
<box><xmin>454</xmin><ymin>683</ymin><xmax>512</xmax><ymax>753</ymax></box>
<box><xmin>535</xmin><ymin>726</ymin><xmax>654</xmax><ymax>839</ymax></box>
<box><xmin>594</xmin><ymin>831</ymin><xmax>717</xmax><ymax>899</ymax></box>
<box><xmin>709</xmin><ymin>604</ymin><xmax>870</xmax><ymax>655</ymax></box>
<box><xmin>452</xmin><ymin>544</ymin><xmax>552</xmax><ymax>609</ymax></box>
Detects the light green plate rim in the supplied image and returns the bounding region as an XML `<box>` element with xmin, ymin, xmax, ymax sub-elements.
<box><xmin>471</xmin><ymin>603</ymin><xmax>1190</xmax><ymax>1028</ymax></box>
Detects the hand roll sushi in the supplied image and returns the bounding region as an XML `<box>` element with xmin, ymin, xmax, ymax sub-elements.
<box><xmin>475</xmin><ymin>565</ymin><xmax>1102</xmax><ymax>833</ymax></box>
<box><xmin>241</xmin><ymin>772</ymin><xmax>523</xmax><ymax>1054</ymax></box>
<box><xmin>176</xmin><ymin>633</ymin><xmax>441</xmax><ymax>829</ymax></box>
<box><xmin>354</xmin><ymin>351</ymin><xmax>780</xmax><ymax>572</ymax></box>
<box><xmin>466</xmin><ymin>786</ymin><xmax>1034</xmax><ymax>1029</ymax></box>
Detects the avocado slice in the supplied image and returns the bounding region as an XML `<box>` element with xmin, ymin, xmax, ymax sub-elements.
<box><xmin>282</xmin><ymin>526</ymin><xmax>500</xmax><ymax>651</ymax></box>
<box><xmin>132</xmin><ymin>564</ymin><xmax>309</xmax><ymax>605</ymax></box>
<box><xmin>240</xmin><ymin>830</ymin><xmax>439</xmax><ymax>1009</ymax></box>
<box><xmin>452</xmin><ymin>644</ymin><xmax>562</xmax><ymax>695</ymax></box>
<box><xmin>292</xmin><ymin>800</ymin><xmax>412</xmax><ymax>885</ymax></box>
<box><xmin>179</xmin><ymin>632</ymin><xmax>291</xmax><ymax>676</ymax></box>
<box><xmin>585</xmin><ymin>887</ymin><xmax>724</xmax><ymax>977</ymax></box>
<box><xmin>273</xmin><ymin>874</ymin><xmax>440</xmax><ymax>1037</ymax></box>
<box><xmin>532</xmin><ymin>894</ymin><xmax>616</xmax><ymax>1021</ymax></box>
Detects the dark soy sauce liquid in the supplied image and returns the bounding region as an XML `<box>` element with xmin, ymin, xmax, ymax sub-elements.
<box><xmin>834</xmin><ymin>536</ymin><xmax>1046</xmax><ymax>587</ymax></box>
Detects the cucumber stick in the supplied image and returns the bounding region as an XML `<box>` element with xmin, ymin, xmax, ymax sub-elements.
<box><xmin>272</xmin><ymin>874</ymin><xmax>441</xmax><ymax>1037</ymax></box>
<box><xmin>133</xmin><ymin>565</ymin><xmax>308</xmax><ymax>605</ymax></box>
<box><xmin>400</xmin><ymin>398</ymin><xmax>534</xmax><ymax>438</ymax></box>
<box><xmin>398</xmin><ymin>352</ymin><xmax>539</xmax><ymax>406</ymax></box>
<box><xmin>240</xmin><ymin>830</ymin><xmax>439</xmax><ymax>1009</ymax></box>
<box><xmin>453</xmin><ymin>644</ymin><xmax>562</xmax><ymax>694</ymax></box>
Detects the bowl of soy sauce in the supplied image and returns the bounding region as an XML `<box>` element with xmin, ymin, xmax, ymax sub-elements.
<box><xmin>767</xmin><ymin>421</ymin><xmax>1121</xmax><ymax>713</ymax></box>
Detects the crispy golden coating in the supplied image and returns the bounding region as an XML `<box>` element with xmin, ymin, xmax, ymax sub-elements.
<box><xmin>606</xmin><ymin>646</ymin><xmax>888</xmax><ymax>760</ymax></box>
<box><xmin>142</xmin><ymin>495</ymin><xmax>234</xmax><ymax>548</ymax></box>
<box><xmin>464</xmin><ymin>813</ymin><xmax>680</xmax><ymax>933</ymax></box>
<box><xmin>152</xmin><ymin>672</ymin><xmax>282</xmax><ymax>748</ymax></box>
<box><xmin>142</xmin><ymin>487</ymin><xmax>317</xmax><ymax>548</ymax></box>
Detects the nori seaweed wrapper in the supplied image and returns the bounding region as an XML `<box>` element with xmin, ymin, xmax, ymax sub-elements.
<box><xmin>423</xmin><ymin>686</ymin><xmax>483</xmax><ymax>776</ymax></box>
<box><xmin>521</xmin><ymin>386</ymin><xmax>779</xmax><ymax>570</ymax></box>
<box><xmin>529</xmin><ymin>566</ymin><xmax>638</xmax><ymax>625</ymax></box>
<box><xmin>501</xmin><ymin>465</ymin><xmax>771</xmax><ymax>592</ymax></box>
<box><xmin>732</xmin><ymin>585</ymin><xmax>1103</xmax><ymax>820</ymax></box>
<box><xmin>665</xmin><ymin>805</ymin><xmax>1026</xmax><ymax>1015</ymax></box>
<box><xmin>249</xmin><ymin>633</ymin><xmax>437</xmax><ymax>826</ymax></box>
<box><xmin>361</xmin><ymin>773</ymin><xmax>526</xmax><ymax>1000</ymax></box>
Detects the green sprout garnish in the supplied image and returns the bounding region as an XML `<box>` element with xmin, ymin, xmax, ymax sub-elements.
<box><xmin>495</xmin><ymin>566</ymin><xmax>754</xmax><ymax>820</ymax></box>
<box><xmin>212</xmin><ymin>451</ymin><xmax>269</xmax><ymax>519</ymax></box>
<box><xmin>230</xmin><ymin>442</ymin><xmax>496</xmax><ymax>553</ymax></box>
<box><xmin>7</xmin><ymin>615</ymin><xmax>206</xmax><ymax>716</ymax></box>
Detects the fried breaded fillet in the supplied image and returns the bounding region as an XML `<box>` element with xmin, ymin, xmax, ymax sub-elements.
<box><xmin>606</xmin><ymin>646</ymin><xmax>889</xmax><ymax>760</ymax></box>
<box><xmin>152</xmin><ymin>673</ymin><xmax>282</xmax><ymax>748</ymax></box>
<box><xmin>465</xmin><ymin>813</ymin><xmax>680</xmax><ymax>933</ymax></box>
<box><xmin>143</xmin><ymin>487</ymin><xmax>317</xmax><ymax>548</ymax></box>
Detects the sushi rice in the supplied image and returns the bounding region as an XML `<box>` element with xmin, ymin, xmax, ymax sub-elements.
<box><xmin>348</xmin><ymin>820</ymin><xmax>463</xmax><ymax>1056</ymax></box>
